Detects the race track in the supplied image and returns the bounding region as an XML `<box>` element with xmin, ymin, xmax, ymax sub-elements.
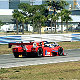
<box><xmin>0</xmin><ymin>49</ymin><xmax>80</xmax><ymax>68</ymax></box>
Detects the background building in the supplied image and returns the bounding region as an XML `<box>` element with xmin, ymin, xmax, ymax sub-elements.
<box><xmin>9</xmin><ymin>0</ymin><xmax>20</xmax><ymax>9</ymax></box>
<box><xmin>0</xmin><ymin>0</ymin><xmax>9</xmax><ymax>9</ymax></box>
<box><xmin>0</xmin><ymin>0</ymin><xmax>42</xmax><ymax>9</ymax></box>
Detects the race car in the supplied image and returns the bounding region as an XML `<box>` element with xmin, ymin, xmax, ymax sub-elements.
<box><xmin>8</xmin><ymin>41</ymin><xmax>64</xmax><ymax>58</ymax></box>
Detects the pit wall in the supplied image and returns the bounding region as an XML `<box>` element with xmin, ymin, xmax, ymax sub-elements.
<box><xmin>0</xmin><ymin>34</ymin><xmax>80</xmax><ymax>44</ymax></box>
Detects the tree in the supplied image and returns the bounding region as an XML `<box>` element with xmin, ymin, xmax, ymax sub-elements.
<box><xmin>18</xmin><ymin>3</ymin><xmax>48</xmax><ymax>34</ymax></box>
<box><xmin>33</xmin><ymin>12</ymin><xmax>47</xmax><ymax>34</ymax></box>
<box><xmin>18</xmin><ymin>3</ymin><xmax>30</xmax><ymax>13</ymax></box>
<box><xmin>62</xmin><ymin>9</ymin><xmax>72</xmax><ymax>33</ymax></box>
<box><xmin>0</xmin><ymin>21</ymin><xmax>3</xmax><ymax>27</ymax></box>
<box><xmin>0</xmin><ymin>21</ymin><xmax>4</xmax><ymax>31</ymax></box>
<box><xmin>28</xmin><ymin>4</ymin><xmax>48</xmax><ymax>34</ymax></box>
<box><xmin>56</xmin><ymin>13</ymin><xmax>60</xmax><ymax>29</ymax></box>
<box><xmin>48</xmin><ymin>14</ymin><xmax>58</xmax><ymax>33</ymax></box>
<box><xmin>60</xmin><ymin>10</ymin><xmax>65</xmax><ymax>33</ymax></box>
<box><xmin>19</xmin><ymin>4</ymin><xmax>38</xmax><ymax>33</ymax></box>
<box><xmin>18</xmin><ymin>3</ymin><xmax>30</xmax><ymax>34</ymax></box>
<box><xmin>45</xmin><ymin>0</ymin><xmax>68</xmax><ymax>33</ymax></box>
<box><xmin>13</xmin><ymin>10</ymin><xmax>21</xmax><ymax>34</ymax></box>
<box><xmin>29</xmin><ymin>5</ymin><xmax>38</xmax><ymax>33</ymax></box>
<box><xmin>19</xmin><ymin>13</ymin><xmax>25</xmax><ymax>34</ymax></box>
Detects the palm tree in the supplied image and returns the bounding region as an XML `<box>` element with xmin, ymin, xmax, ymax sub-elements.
<box><xmin>52</xmin><ymin>15</ymin><xmax>59</xmax><ymax>33</ymax></box>
<box><xmin>0</xmin><ymin>20</ymin><xmax>3</xmax><ymax>26</ymax></box>
<box><xmin>33</xmin><ymin>12</ymin><xmax>47</xmax><ymax>34</ymax></box>
<box><xmin>19</xmin><ymin>13</ymin><xmax>25</xmax><ymax>34</ymax></box>
<box><xmin>47</xmin><ymin>15</ymin><xmax>53</xmax><ymax>33</ymax></box>
<box><xmin>18</xmin><ymin>3</ymin><xmax>30</xmax><ymax>13</ymax></box>
<box><xmin>63</xmin><ymin>9</ymin><xmax>72</xmax><ymax>33</ymax></box>
<box><xmin>48</xmin><ymin>14</ymin><xmax>58</xmax><ymax>33</ymax></box>
<box><xmin>18</xmin><ymin>3</ymin><xmax>31</xmax><ymax>33</ymax></box>
<box><xmin>13</xmin><ymin>10</ymin><xmax>21</xmax><ymax>34</ymax></box>
<box><xmin>29</xmin><ymin>5</ymin><xmax>38</xmax><ymax>33</ymax></box>
<box><xmin>45</xmin><ymin>0</ymin><xmax>68</xmax><ymax>34</ymax></box>
<box><xmin>60</xmin><ymin>10</ymin><xmax>65</xmax><ymax>33</ymax></box>
<box><xmin>55</xmin><ymin>13</ymin><xmax>60</xmax><ymax>33</ymax></box>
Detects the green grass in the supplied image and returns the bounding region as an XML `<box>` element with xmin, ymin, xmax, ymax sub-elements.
<box><xmin>0</xmin><ymin>41</ymin><xmax>80</xmax><ymax>55</ymax></box>
<box><xmin>0</xmin><ymin>61</ymin><xmax>80</xmax><ymax>80</ymax></box>
<box><xmin>58</xmin><ymin>41</ymin><xmax>80</xmax><ymax>50</ymax></box>
<box><xmin>0</xmin><ymin>44</ymin><xmax>16</xmax><ymax>55</ymax></box>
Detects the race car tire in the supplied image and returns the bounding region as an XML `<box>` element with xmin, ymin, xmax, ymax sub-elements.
<box><xmin>58</xmin><ymin>47</ymin><xmax>63</xmax><ymax>56</ymax></box>
<box><xmin>37</xmin><ymin>48</ymin><xmax>43</xmax><ymax>57</ymax></box>
<box><xmin>24</xmin><ymin>50</ymin><xmax>28</xmax><ymax>57</ymax></box>
<box><xmin>13</xmin><ymin>52</ymin><xmax>19</xmax><ymax>58</ymax></box>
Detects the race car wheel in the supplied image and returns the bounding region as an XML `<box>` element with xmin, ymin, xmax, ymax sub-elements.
<box><xmin>37</xmin><ymin>48</ymin><xmax>43</xmax><ymax>57</ymax></box>
<box><xmin>13</xmin><ymin>52</ymin><xmax>19</xmax><ymax>58</ymax></box>
<box><xmin>58</xmin><ymin>47</ymin><xmax>63</xmax><ymax>56</ymax></box>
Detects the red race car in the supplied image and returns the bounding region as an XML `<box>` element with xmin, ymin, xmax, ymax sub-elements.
<box><xmin>8</xmin><ymin>41</ymin><xmax>64</xmax><ymax>58</ymax></box>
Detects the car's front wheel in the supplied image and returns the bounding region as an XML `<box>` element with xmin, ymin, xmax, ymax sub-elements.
<box><xmin>58</xmin><ymin>47</ymin><xmax>63</xmax><ymax>56</ymax></box>
<box><xmin>13</xmin><ymin>52</ymin><xmax>19</xmax><ymax>58</ymax></box>
<box><xmin>37</xmin><ymin>48</ymin><xmax>43</xmax><ymax>57</ymax></box>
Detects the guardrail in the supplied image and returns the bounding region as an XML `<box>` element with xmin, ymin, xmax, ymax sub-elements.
<box><xmin>0</xmin><ymin>34</ymin><xmax>80</xmax><ymax>44</ymax></box>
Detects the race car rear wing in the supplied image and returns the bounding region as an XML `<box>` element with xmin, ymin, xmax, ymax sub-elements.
<box><xmin>8</xmin><ymin>42</ymin><xmax>33</xmax><ymax>48</ymax></box>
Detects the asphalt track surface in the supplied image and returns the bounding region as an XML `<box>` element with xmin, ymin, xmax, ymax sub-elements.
<box><xmin>0</xmin><ymin>49</ymin><xmax>80</xmax><ymax>68</ymax></box>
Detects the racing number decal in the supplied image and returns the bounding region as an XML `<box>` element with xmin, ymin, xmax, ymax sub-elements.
<box><xmin>45</xmin><ymin>50</ymin><xmax>50</xmax><ymax>56</ymax></box>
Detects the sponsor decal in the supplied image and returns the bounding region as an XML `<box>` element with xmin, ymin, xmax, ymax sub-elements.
<box><xmin>45</xmin><ymin>50</ymin><xmax>50</xmax><ymax>55</ymax></box>
<box><xmin>52</xmin><ymin>50</ymin><xmax>58</xmax><ymax>52</ymax></box>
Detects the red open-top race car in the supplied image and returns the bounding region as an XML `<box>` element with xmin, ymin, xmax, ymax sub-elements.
<box><xmin>8</xmin><ymin>41</ymin><xmax>64</xmax><ymax>58</ymax></box>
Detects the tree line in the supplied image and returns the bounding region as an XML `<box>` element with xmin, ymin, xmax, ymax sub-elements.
<box><xmin>13</xmin><ymin>0</ymin><xmax>72</xmax><ymax>34</ymax></box>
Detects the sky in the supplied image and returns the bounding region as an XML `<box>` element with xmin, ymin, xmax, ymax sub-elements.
<box><xmin>33</xmin><ymin>0</ymin><xmax>42</xmax><ymax>5</ymax></box>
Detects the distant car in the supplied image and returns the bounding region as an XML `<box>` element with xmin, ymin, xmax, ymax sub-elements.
<box><xmin>8</xmin><ymin>41</ymin><xmax>64</xmax><ymax>58</ymax></box>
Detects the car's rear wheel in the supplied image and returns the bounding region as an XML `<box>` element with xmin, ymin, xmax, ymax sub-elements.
<box><xmin>37</xmin><ymin>48</ymin><xmax>43</xmax><ymax>57</ymax></box>
<box><xmin>13</xmin><ymin>52</ymin><xmax>19</xmax><ymax>58</ymax></box>
<box><xmin>13</xmin><ymin>51</ymin><xmax>27</xmax><ymax>58</ymax></box>
<box><xmin>58</xmin><ymin>47</ymin><xmax>63</xmax><ymax>56</ymax></box>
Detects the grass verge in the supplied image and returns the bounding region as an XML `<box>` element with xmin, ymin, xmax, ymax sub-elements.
<box><xmin>0</xmin><ymin>44</ymin><xmax>15</xmax><ymax>55</ymax></box>
<box><xmin>58</xmin><ymin>41</ymin><xmax>80</xmax><ymax>50</ymax></box>
<box><xmin>0</xmin><ymin>61</ymin><xmax>80</xmax><ymax>80</ymax></box>
<box><xmin>0</xmin><ymin>41</ymin><xmax>80</xmax><ymax>55</ymax></box>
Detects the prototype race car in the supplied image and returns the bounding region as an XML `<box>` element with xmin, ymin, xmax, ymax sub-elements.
<box><xmin>8</xmin><ymin>41</ymin><xmax>64</xmax><ymax>58</ymax></box>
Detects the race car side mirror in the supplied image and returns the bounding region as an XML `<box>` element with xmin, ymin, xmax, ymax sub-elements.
<box><xmin>8</xmin><ymin>43</ymin><xmax>12</xmax><ymax>48</ymax></box>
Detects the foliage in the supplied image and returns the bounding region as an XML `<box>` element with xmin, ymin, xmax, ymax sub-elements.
<box><xmin>45</xmin><ymin>0</ymin><xmax>69</xmax><ymax>33</ymax></box>
<box><xmin>12</xmin><ymin>0</ymin><xmax>72</xmax><ymax>34</ymax></box>
<box><xmin>46</xmin><ymin>0</ymin><xmax>68</xmax><ymax>11</ymax></box>
<box><xmin>13</xmin><ymin>10</ymin><xmax>21</xmax><ymax>21</ymax></box>
<box><xmin>62</xmin><ymin>9</ymin><xmax>72</xmax><ymax>22</ymax></box>
<box><xmin>13</xmin><ymin>10</ymin><xmax>21</xmax><ymax>34</ymax></box>
<box><xmin>0</xmin><ymin>68</ymin><xmax>9</xmax><ymax>74</ymax></box>
<box><xmin>28</xmin><ymin>4</ymin><xmax>48</xmax><ymax>34</ymax></box>
<box><xmin>18</xmin><ymin>3</ymin><xmax>30</xmax><ymax>13</ymax></box>
<box><xmin>0</xmin><ymin>21</ymin><xmax>3</xmax><ymax>26</ymax></box>
<box><xmin>62</xmin><ymin>9</ymin><xmax>72</xmax><ymax>32</ymax></box>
